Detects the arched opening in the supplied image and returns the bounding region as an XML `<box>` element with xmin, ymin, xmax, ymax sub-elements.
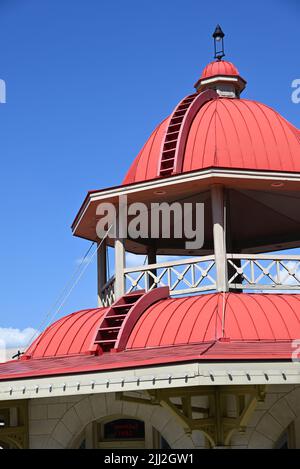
<box><xmin>74</xmin><ymin>416</ymin><xmax>171</xmax><ymax>449</ymax></box>
<box><xmin>274</xmin><ymin>423</ymin><xmax>296</xmax><ymax>449</ymax></box>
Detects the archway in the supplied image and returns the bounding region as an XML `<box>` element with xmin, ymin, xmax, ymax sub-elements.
<box><xmin>245</xmin><ymin>386</ymin><xmax>300</xmax><ymax>449</ymax></box>
<box><xmin>46</xmin><ymin>393</ymin><xmax>201</xmax><ymax>449</ymax></box>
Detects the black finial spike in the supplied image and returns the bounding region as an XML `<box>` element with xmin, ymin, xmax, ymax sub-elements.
<box><xmin>212</xmin><ymin>24</ymin><xmax>225</xmax><ymax>61</ymax></box>
<box><xmin>12</xmin><ymin>350</ymin><xmax>24</xmax><ymax>360</ymax></box>
<box><xmin>213</xmin><ymin>24</ymin><xmax>225</xmax><ymax>39</ymax></box>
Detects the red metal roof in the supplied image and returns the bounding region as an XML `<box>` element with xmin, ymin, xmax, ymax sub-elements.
<box><xmin>126</xmin><ymin>293</ymin><xmax>300</xmax><ymax>348</ymax></box>
<box><xmin>0</xmin><ymin>341</ymin><xmax>295</xmax><ymax>382</ymax></box>
<box><xmin>200</xmin><ymin>60</ymin><xmax>240</xmax><ymax>79</ymax></box>
<box><xmin>23</xmin><ymin>293</ymin><xmax>300</xmax><ymax>357</ymax></box>
<box><xmin>123</xmin><ymin>97</ymin><xmax>300</xmax><ymax>185</ymax></box>
<box><xmin>25</xmin><ymin>308</ymin><xmax>107</xmax><ymax>359</ymax></box>
<box><xmin>1</xmin><ymin>293</ymin><xmax>300</xmax><ymax>381</ymax></box>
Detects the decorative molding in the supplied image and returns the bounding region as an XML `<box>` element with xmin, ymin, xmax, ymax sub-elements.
<box><xmin>1</xmin><ymin>362</ymin><xmax>300</xmax><ymax>402</ymax></box>
<box><xmin>72</xmin><ymin>167</ymin><xmax>300</xmax><ymax>237</ymax></box>
<box><xmin>117</xmin><ymin>385</ymin><xmax>265</xmax><ymax>447</ymax></box>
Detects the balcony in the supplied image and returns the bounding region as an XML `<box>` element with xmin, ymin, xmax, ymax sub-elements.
<box><xmin>99</xmin><ymin>253</ymin><xmax>300</xmax><ymax>306</ymax></box>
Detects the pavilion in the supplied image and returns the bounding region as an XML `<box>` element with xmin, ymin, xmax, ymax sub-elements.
<box><xmin>0</xmin><ymin>27</ymin><xmax>300</xmax><ymax>449</ymax></box>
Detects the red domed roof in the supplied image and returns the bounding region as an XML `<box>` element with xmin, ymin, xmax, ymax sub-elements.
<box><xmin>1</xmin><ymin>292</ymin><xmax>300</xmax><ymax>381</ymax></box>
<box><xmin>200</xmin><ymin>60</ymin><xmax>240</xmax><ymax>79</ymax></box>
<box><xmin>24</xmin><ymin>293</ymin><xmax>300</xmax><ymax>359</ymax></box>
<box><xmin>25</xmin><ymin>308</ymin><xmax>107</xmax><ymax>358</ymax></box>
<box><xmin>123</xmin><ymin>97</ymin><xmax>300</xmax><ymax>185</ymax></box>
<box><xmin>127</xmin><ymin>293</ymin><xmax>300</xmax><ymax>348</ymax></box>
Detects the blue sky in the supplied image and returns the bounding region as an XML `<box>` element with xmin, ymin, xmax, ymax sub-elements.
<box><xmin>0</xmin><ymin>0</ymin><xmax>299</xmax><ymax>345</ymax></box>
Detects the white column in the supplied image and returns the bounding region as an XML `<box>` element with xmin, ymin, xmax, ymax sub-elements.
<box><xmin>211</xmin><ymin>184</ymin><xmax>228</xmax><ymax>292</ymax></box>
<box><xmin>97</xmin><ymin>240</ymin><xmax>107</xmax><ymax>307</ymax></box>
<box><xmin>114</xmin><ymin>207</ymin><xmax>126</xmax><ymax>300</ymax></box>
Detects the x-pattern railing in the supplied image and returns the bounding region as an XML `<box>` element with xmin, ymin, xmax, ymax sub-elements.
<box><xmin>100</xmin><ymin>276</ymin><xmax>115</xmax><ymax>307</ymax></box>
<box><xmin>100</xmin><ymin>253</ymin><xmax>300</xmax><ymax>306</ymax></box>
<box><xmin>124</xmin><ymin>256</ymin><xmax>216</xmax><ymax>296</ymax></box>
<box><xmin>227</xmin><ymin>254</ymin><xmax>300</xmax><ymax>290</ymax></box>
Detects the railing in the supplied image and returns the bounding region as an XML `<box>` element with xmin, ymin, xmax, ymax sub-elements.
<box><xmin>227</xmin><ymin>254</ymin><xmax>300</xmax><ymax>291</ymax></box>
<box><xmin>100</xmin><ymin>276</ymin><xmax>115</xmax><ymax>307</ymax></box>
<box><xmin>124</xmin><ymin>256</ymin><xmax>216</xmax><ymax>296</ymax></box>
<box><xmin>100</xmin><ymin>254</ymin><xmax>300</xmax><ymax>306</ymax></box>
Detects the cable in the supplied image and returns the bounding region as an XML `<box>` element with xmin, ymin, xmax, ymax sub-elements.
<box><xmin>25</xmin><ymin>190</ymin><xmax>209</xmax><ymax>350</ymax></box>
<box><xmin>25</xmin><ymin>226</ymin><xmax>113</xmax><ymax>351</ymax></box>
<box><xmin>107</xmin><ymin>243</ymin><xmax>110</xmax><ymax>280</ymax></box>
<box><xmin>24</xmin><ymin>241</ymin><xmax>96</xmax><ymax>349</ymax></box>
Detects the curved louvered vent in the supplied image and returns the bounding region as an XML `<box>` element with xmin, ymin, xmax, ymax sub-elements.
<box><xmin>159</xmin><ymin>94</ymin><xmax>198</xmax><ymax>177</ymax></box>
<box><xmin>158</xmin><ymin>89</ymin><xmax>218</xmax><ymax>177</ymax></box>
<box><xmin>94</xmin><ymin>287</ymin><xmax>169</xmax><ymax>353</ymax></box>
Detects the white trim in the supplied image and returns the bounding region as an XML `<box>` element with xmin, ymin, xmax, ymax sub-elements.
<box><xmin>72</xmin><ymin>167</ymin><xmax>300</xmax><ymax>236</ymax></box>
<box><xmin>199</xmin><ymin>76</ymin><xmax>240</xmax><ymax>85</ymax></box>
<box><xmin>228</xmin><ymin>253</ymin><xmax>300</xmax><ymax>261</ymax></box>
<box><xmin>123</xmin><ymin>255</ymin><xmax>213</xmax><ymax>273</ymax></box>
<box><xmin>1</xmin><ymin>361</ymin><xmax>300</xmax><ymax>401</ymax></box>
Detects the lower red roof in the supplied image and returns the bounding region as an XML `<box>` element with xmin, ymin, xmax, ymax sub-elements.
<box><xmin>1</xmin><ymin>292</ymin><xmax>300</xmax><ymax>381</ymax></box>
<box><xmin>25</xmin><ymin>293</ymin><xmax>300</xmax><ymax>359</ymax></box>
<box><xmin>0</xmin><ymin>340</ymin><xmax>296</xmax><ymax>381</ymax></box>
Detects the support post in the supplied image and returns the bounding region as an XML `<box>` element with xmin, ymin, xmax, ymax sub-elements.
<box><xmin>97</xmin><ymin>240</ymin><xmax>107</xmax><ymax>307</ymax></box>
<box><xmin>224</xmin><ymin>190</ymin><xmax>243</xmax><ymax>292</ymax></box>
<box><xmin>114</xmin><ymin>208</ymin><xmax>126</xmax><ymax>300</ymax></box>
<box><xmin>211</xmin><ymin>184</ymin><xmax>228</xmax><ymax>292</ymax></box>
<box><xmin>147</xmin><ymin>246</ymin><xmax>157</xmax><ymax>289</ymax></box>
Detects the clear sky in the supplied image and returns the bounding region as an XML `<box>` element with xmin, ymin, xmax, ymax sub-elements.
<box><xmin>0</xmin><ymin>0</ymin><xmax>299</xmax><ymax>346</ymax></box>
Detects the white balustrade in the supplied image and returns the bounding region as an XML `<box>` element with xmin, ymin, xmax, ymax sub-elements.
<box><xmin>100</xmin><ymin>276</ymin><xmax>115</xmax><ymax>307</ymax></box>
<box><xmin>124</xmin><ymin>256</ymin><xmax>216</xmax><ymax>296</ymax></box>
<box><xmin>100</xmin><ymin>253</ymin><xmax>300</xmax><ymax>306</ymax></box>
<box><xmin>227</xmin><ymin>254</ymin><xmax>300</xmax><ymax>290</ymax></box>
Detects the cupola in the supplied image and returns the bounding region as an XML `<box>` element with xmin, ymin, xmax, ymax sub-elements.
<box><xmin>194</xmin><ymin>26</ymin><xmax>246</xmax><ymax>97</ymax></box>
<box><xmin>194</xmin><ymin>59</ymin><xmax>247</xmax><ymax>97</ymax></box>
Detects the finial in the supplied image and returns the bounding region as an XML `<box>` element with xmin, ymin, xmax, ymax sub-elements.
<box><xmin>212</xmin><ymin>24</ymin><xmax>225</xmax><ymax>61</ymax></box>
<box><xmin>12</xmin><ymin>350</ymin><xmax>24</xmax><ymax>360</ymax></box>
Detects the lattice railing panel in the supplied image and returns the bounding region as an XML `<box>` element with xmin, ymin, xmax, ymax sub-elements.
<box><xmin>100</xmin><ymin>276</ymin><xmax>115</xmax><ymax>307</ymax></box>
<box><xmin>100</xmin><ymin>254</ymin><xmax>300</xmax><ymax>306</ymax></box>
<box><xmin>227</xmin><ymin>254</ymin><xmax>300</xmax><ymax>290</ymax></box>
<box><xmin>124</xmin><ymin>256</ymin><xmax>216</xmax><ymax>296</ymax></box>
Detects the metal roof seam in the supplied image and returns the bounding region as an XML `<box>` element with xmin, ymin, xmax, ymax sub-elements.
<box><xmin>262</xmin><ymin>294</ymin><xmax>293</xmax><ymax>340</ymax></box>
<box><xmin>80</xmin><ymin>309</ymin><xmax>108</xmax><ymax>353</ymax></box>
<box><xmin>230</xmin><ymin>292</ymin><xmax>260</xmax><ymax>340</ymax></box>
<box><xmin>158</xmin><ymin>295</ymin><xmax>194</xmax><ymax>346</ymax></box>
<box><xmin>191</xmin><ymin>294</ymin><xmax>219</xmax><ymax>343</ymax></box>
<box><xmin>145</xmin><ymin>297</ymin><xmax>179</xmax><ymax>348</ymax></box>
<box><xmin>213</xmin><ymin>101</ymin><xmax>232</xmax><ymax>167</ymax></box>
<box><xmin>194</xmin><ymin>100</ymin><xmax>218</xmax><ymax>170</ymax></box>
<box><xmin>50</xmin><ymin>309</ymin><xmax>93</xmax><ymax>357</ymax></box>
<box><xmin>27</xmin><ymin>312</ymin><xmax>75</xmax><ymax>358</ymax></box>
<box><xmin>185</xmin><ymin>98</ymin><xmax>214</xmax><ymax>171</ymax></box>
<box><xmin>218</xmin><ymin>99</ymin><xmax>245</xmax><ymax>167</ymax></box>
